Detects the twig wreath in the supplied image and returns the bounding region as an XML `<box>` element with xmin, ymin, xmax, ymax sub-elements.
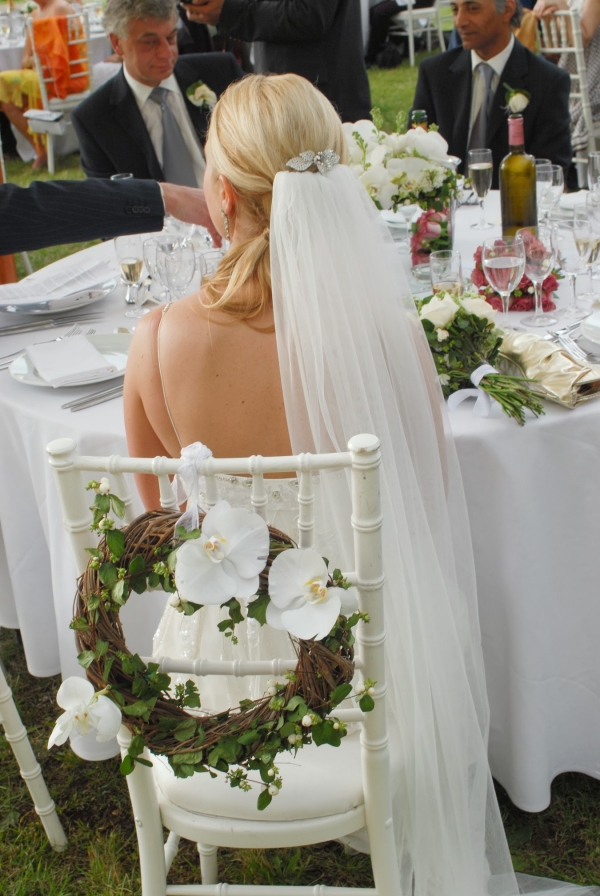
<box><xmin>56</xmin><ymin>479</ymin><xmax>374</xmax><ymax>810</ymax></box>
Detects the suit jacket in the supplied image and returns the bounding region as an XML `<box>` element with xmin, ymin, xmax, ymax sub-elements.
<box><xmin>410</xmin><ymin>41</ymin><xmax>572</xmax><ymax>188</ymax></box>
<box><xmin>218</xmin><ymin>0</ymin><xmax>371</xmax><ymax>122</ymax></box>
<box><xmin>72</xmin><ymin>53</ymin><xmax>244</xmax><ymax>180</ymax></box>
<box><xmin>0</xmin><ymin>179</ymin><xmax>164</xmax><ymax>254</ymax></box>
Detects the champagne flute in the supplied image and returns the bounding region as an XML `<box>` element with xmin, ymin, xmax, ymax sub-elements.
<box><xmin>164</xmin><ymin>243</ymin><xmax>196</xmax><ymax>300</ymax></box>
<box><xmin>517</xmin><ymin>225</ymin><xmax>557</xmax><ymax>327</ymax></box>
<box><xmin>535</xmin><ymin>159</ymin><xmax>552</xmax><ymax>221</ymax></box>
<box><xmin>482</xmin><ymin>236</ymin><xmax>526</xmax><ymax>316</ymax></box>
<box><xmin>588</xmin><ymin>151</ymin><xmax>600</xmax><ymax>191</ymax></box>
<box><xmin>468</xmin><ymin>149</ymin><xmax>493</xmax><ymax>230</ymax></box>
<box><xmin>554</xmin><ymin>220</ymin><xmax>591</xmax><ymax>320</ymax></box>
<box><xmin>574</xmin><ymin>205</ymin><xmax>595</xmax><ymax>310</ymax></box>
<box><xmin>114</xmin><ymin>234</ymin><xmax>145</xmax><ymax>317</ymax></box>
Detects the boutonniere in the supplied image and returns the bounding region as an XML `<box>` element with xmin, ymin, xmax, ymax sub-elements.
<box><xmin>186</xmin><ymin>80</ymin><xmax>217</xmax><ymax>111</ymax></box>
<box><xmin>503</xmin><ymin>83</ymin><xmax>531</xmax><ymax>114</ymax></box>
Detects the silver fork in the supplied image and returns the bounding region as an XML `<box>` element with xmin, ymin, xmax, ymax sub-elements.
<box><xmin>0</xmin><ymin>326</ymin><xmax>95</xmax><ymax>370</ymax></box>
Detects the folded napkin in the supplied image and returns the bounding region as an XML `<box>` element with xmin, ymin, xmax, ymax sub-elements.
<box><xmin>559</xmin><ymin>190</ymin><xmax>588</xmax><ymax>211</ymax></box>
<box><xmin>26</xmin><ymin>335</ymin><xmax>117</xmax><ymax>388</ymax></box>
<box><xmin>500</xmin><ymin>331</ymin><xmax>600</xmax><ymax>408</ymax></box>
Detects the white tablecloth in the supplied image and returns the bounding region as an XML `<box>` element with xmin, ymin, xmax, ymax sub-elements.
<box><xmin>0</xmin><ymin>196</ymin><xmax>599</xmax><ymax>807</ymax></box>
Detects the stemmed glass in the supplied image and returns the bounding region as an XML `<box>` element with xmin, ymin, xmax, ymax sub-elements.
<box><xmin>114</xmin><ymin>234</ymin><xmax>146</xmax><ymax>318</ymax></box>
<box><xmin>143</xmin><ymin>237</ymin><xmax>168</xmax><ymax>303</ymax></box>
<box><xmin>481</xmin><ymin>236</ymin><xmax>526</xmax><ymax>316</ymax></box>
<box><xmin>538</xmin><ymin>165</ymin><xmax>564</xmax><ymax>223</ymax></box>
<box><xmin>574</xmin><ymin>205</ymin><xmax>595</xmax><ymax>311</ymax></box>
<box><xmin>535</xmin><ymin>159</ymin><xmax>552</xmax><ymax>220</ymax></box>
<box><xmin>164</xmin><ymin>242</ymin><xmax>196</xmax><ymax>300</ymax></box>
<box><xmin>554</xmin><ymin>220</ymin><xmax>591</xmax><ymax>320</ymax></box>
<box><xmin>517</xmin><ymin>225</ymin><xmax>557</xmax><ymax>327</ymax></box>
<box><xmin>0</xmin><ymin>15</ymin><xmax>10</xmax><ymax>43</ymax></box>
<box><xmin>467</xmin><ymin>149</ymin><xmax>493</xmax><ymax>230</ymax></box>
<box><xmin>588</xmin><ymin>151</ymin><xmax>600</xmax><ymax>190</ymax></box>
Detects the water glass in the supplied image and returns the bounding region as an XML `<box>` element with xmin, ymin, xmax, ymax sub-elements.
<box><xmin>161</xmin><ymin>241</ymin><xmax>196</xmax><ymax>301</ymax></box>
<box><xmin>200</xmin><ymin>249</ymin><xmax>225</xmax><ymax>281</ymax></box>
<box><xmin>535</xmin><ymin>159</ymin><xmax>552</xmax><ymax>218</ymax></box>
<box><xmin>538</xmin><ymin>165</ymin><xmax>564</xmax><ymax>222</ymax></box>
<box><xmin>467</xmin><ymin>149</ymin><xmax>493</xmax><ymax>230</ymax></box>
<box><xmin>554</xmin><ymin>220</ymin><xmax>591</xmax><ymax>320</ymax></box>
<box><xmin>516</xmin><ymin>225</ymin><xmax>557</xmax><ymax>327</ymax></box>
<box><xmin>429</xmin><ymin>250</ymin><xmax>462</xmax><ymax>298</ymax></box>
<box><xmin>481</xmin><ymin>236</ymin><xmax>526</xmax><ymax>315</ymax></box>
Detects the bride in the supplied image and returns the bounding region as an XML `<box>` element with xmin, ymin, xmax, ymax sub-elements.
<box><xmin>124</xmin><ymin>74</ymin><xmax>592</xmax><ymax>896</ymax></box>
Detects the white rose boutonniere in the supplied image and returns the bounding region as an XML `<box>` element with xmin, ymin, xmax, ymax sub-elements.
<box><xmin>186</xmin><ymin>80</ymin><xmax>218</xmax><ymax>111</ymax></box>
<box><xmin>504</xmin><ymin>83</ymin><xmax>531</xmax><ymax>114</ymax></box>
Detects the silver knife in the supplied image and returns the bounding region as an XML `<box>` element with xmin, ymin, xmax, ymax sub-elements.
<box><xmin>62</xmin><ymin>382</ymin><xmax>124</xmax><ymax>409</ymax></box>
<box><xmin>0</xmin><ymin>312</ymin><xmax>104</xmax><ymax>338</ymax></box>
<box><xmin>69</xmin><ymin>387</ymin><xmax>123</xmax><ymax>412</ymax></box>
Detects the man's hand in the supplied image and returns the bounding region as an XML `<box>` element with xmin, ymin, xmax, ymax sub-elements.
<box><xmin>181</xmin><ymin>0</ymin><xmax>225</xmax><ymax>26</ymax></box>
<box><xmin>161</xmin><ymin>183</ymin><xmax>221</xmax><ymax>246</ymax></box>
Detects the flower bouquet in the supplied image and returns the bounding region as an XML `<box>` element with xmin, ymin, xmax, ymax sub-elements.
<box><xmin>417</xmin><ymin>290</ymin><xmax>545</xmax><ymax>425</ymax></box>
<box><xmin>344</xmin><ymin>111</ymin><xmax>460</xmax><ymax>268</ymax></box>
<box><xmin>471</xmin><ymin>245</ymin><xmax>559</xmax><ymax>312</ymax></box>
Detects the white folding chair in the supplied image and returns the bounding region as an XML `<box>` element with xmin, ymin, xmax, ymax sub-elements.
<box><xmin>26</xmin><ymin>11</ymin><xmax>91</xmax><ymax>174</ymax></box>
<box><xmin>47</xmin><ymin>434</ymin><xmax>401</xmax><ymax>896</ymax></box>
<box><xmin>388</xmin><ymin>0</ymin><xmax>446</xmax><ymax>67</ymax></box>
<box><xmin>0</xmin><ymin>658</ymin><xmax>67</xmax><ymax>851</ymax></box>
<box><xmin>538</xmin><ymin>8</ymin><xmax>599</xmax><ymax>181</ymax></box>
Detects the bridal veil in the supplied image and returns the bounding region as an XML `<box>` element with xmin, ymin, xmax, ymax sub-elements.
<box><xmin>270</xmin><ymin>163</ymin><xmax>595</xmax><ymax>896</ymax></box>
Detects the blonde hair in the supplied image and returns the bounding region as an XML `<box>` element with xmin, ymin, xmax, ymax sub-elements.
<box><xmin>203</xmin><ymin>74</ymin><xmax>348</xmax><ymax>322</ymax></box>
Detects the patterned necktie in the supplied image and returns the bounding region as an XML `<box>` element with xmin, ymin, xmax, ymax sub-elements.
<box><xmin>148</xmin><ymin>86</ymin><xmax>198</xmax><ymax>187</ymax></box>
<box><xmin>469</xmin><ymin>63</ymin><xmax>495</xmax><ymax>150</ymax></box>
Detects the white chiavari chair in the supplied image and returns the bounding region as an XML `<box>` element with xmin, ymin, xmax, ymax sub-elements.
<box><xmin>388</xmin><ymin>0</ymin><xmax>446</xmax><ymax>67</ymax></box>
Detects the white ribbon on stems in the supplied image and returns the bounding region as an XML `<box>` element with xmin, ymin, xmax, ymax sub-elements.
<box><xmin>172</xmin><ymin>441</ymin><xmax>213</xmax><ymax>531</ymax></box>
<box><xmin>447</xmin><ymin>363</ymin><xmax>499</xmax><ymax>417</ymax></box>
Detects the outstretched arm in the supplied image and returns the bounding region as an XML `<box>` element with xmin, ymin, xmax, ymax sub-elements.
<box><xmin>182</xmin><ymin>0</ymin><xmax>339</xmax><ymax>42</ymax></box>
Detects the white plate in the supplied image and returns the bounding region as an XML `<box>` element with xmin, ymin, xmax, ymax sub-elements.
<box><xmin>9</xmin><ymin>333</ymin><xmax>130</xmax><ymax>388</ymax></box>
<box><xmin>0</xmin><ymin>278</ymin><xmax>117</xmax><ymax>315</ymax></box>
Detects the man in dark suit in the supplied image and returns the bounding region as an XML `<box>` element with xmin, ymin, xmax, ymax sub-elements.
<box><xmin>410</xmin><ymin>0</ymin><xmax>572</xmax><ymax>188</ymax></box>
<box><xmin>0</xmin><ymin>179</ymin><xmax>218</xmax><ymax>254</ymax></box>
<box><xmin>72</xmin><ymin>0</ymin><xmax>243</xmax><ymax>183</ymax></box>
<box><xmin>180</xmin><ymin>0</ymin><xmax>371</xmax><ymax>122</ymax></box>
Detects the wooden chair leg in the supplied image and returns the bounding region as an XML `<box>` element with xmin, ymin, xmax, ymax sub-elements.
<box><xmin>0</xmin><ymin>664</ymin><xmax>67</xmax><ymax>851</ymax></box>
<box><xmin>197</xmin><ymin>843</ymin><xmax>218</xmax><ymax>884</ymax></box>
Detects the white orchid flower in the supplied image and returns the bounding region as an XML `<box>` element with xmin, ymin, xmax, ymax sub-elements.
<box><xmin>48</xmin><ymin>677</ymin><xmax>122</xmax><ymax>749</ymax></box>
<box><xmin>404</xmin><ymin>127</ymin><xmax>450</xmax><ymax>162</ymax></box>
<box><xmin>383</xmin><ymin>132</ymin><xmax>408</xmax><ymax>153</ymax></box>
<box><xmin>175</xmin><ymin>500</ymin><xmax>269</xmax><ymax>605</ymax></box>
<box><xmin>366</xmin><ymin>143</ymin><xmax>388</xmax><ymax>167</ymax></box>
<box><xmin>266</xmin><ymin>549</ymin><xmax>341</xmax><ymax>640</ymax></box>
<box><xmin>359</xmin><ymin>165</ymin><xmax>396</xmax><ymax>210</ymax></box>
<box><xmin>350</xmin><ymin>119</ymin><xmax>379</xmax><ymax>142</ymax></box>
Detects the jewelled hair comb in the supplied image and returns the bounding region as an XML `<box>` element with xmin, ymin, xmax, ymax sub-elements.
<box><xmin>286</xmin><ymin>149</ymin><xmax>340</xmax><ymax>175</ymax></box>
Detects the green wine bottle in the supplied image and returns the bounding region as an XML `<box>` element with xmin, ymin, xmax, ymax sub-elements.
<box><xmin>499</xmin><ymin>114</ymin><xmax>537</xmax><ymax>237</ymax></box>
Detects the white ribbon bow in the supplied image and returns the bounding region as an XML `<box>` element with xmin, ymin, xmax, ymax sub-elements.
<box><xmin>172</xmin><ymin>441</ymin><xmax>213</xmax><ymax>531</ymax></box>
<box><xmin>447</xmin><ymin>363</ymin><xmax>498</xmax><ymax>417</ymax></box>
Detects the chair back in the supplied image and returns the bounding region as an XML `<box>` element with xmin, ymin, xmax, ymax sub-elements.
<box><xmin>389</xmin><ymin>0</ymin><xmax>446</xmax><ymax>67</ymax></box>
<box><xmin>27</xmin><ymin>11</ymin><xmax>90</xmax><ymax>108</ymax></box>
<box><xmin>538</xmin><ymin>8</ymin><xmax>595</xmax><ymax>156</ymax></box>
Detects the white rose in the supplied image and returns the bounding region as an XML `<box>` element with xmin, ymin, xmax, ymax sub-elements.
<box><xmin>419</xmin><ymin>295</ymin><xmax>458</xmax><ymax>329</ymax></box>
<box><xmin>437</xmin><ymin>328</ymin><xmax>450</xmax><ymax>342</ymax></box>
<box><xmin>189</xmin><ymin>83</ymin><xmax>217</xmax><ymax>108</ymax></box>
<box><xmin>460</xmin><ymin>297</ymin><xmax>497</xmax><ymax>323</ymax></box>
<box><xmin>508</xmin><ymin>92</ymin><xmax>529</xmax><ymax>113</ymax></box>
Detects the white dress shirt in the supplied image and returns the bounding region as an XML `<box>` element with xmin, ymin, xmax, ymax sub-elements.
<box><xmin>123</xmin><ymin>64</ymin><xmax>206</xmax><ymax>187</ymax></box>
<box><xmin>468</xmin><ymin>35</ymin><xmax>515</xmax><ymax>141</ymax></box>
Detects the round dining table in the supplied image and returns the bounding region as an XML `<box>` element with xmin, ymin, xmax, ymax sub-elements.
<box><xmin>1</xmin><ymin>192</ymin><xmax>599</xmax><ymax>812</ymax></box>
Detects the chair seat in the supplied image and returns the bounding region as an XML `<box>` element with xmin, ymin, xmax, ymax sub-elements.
<box><xmin>153</xmin><ymin>729</ymin><xmax>402</xmax><ymax>823</ymax></box>
<box><xmin>48</xmin><ymin>91</ymin><xmax>91</xmax><ymax>109</ymax></box>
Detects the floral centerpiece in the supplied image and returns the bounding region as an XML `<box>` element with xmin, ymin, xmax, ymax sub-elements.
<box><xmin>343</xmin><ymin>110</ymin><xmax>460</xmax><ymax>267</ymax></box>
<box><xmin>471</xmin><ymin>245</ymin><xmax>559</xmax><ymax>312</ymax></box>
<box><xmin>417</xmin><ymin>290</ymin><xmax>545</xmax><ymax>425</ymax></box>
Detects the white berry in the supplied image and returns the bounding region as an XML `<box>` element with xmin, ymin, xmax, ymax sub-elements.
<box><xmin>268</xmin><ymin>784</ymin><xmax>279</xmax><ymax>796</ymax></box>
<box><xmin>301</xmin><ymin>714</ymin><xmax>312</xmax><ymax>727</ymax></box>
<box><xmin>98</xmin><ymin>477</ymin><xmax>111</xmax><ymax>494</ymax></box>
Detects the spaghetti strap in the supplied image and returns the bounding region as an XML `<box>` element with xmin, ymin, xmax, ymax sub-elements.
<box><xmin>157</xmin><ymin>303</ymin><xmax>184</xmax><ymax>450</ymax></box>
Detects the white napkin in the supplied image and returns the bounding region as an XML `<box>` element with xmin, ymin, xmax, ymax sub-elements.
<box><xmin>559</xmin><ymin>190</ymin><xmax>588</xmax><ymax>211</ymax></box>
<box><xmin>26</xmin><ymin>336</ymin><xmax>117</xmax><ymax>388</ymax></box>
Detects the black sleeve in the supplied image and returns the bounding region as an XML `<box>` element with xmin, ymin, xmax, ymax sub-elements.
<box><xmin>530</xmin><ymin>66</ymin><xmax>572</xmax><ymax>175</ymax></box>
<box><xmin>218</xmin><ymin>0</ymin><xmax>339</xmax><ymax>44</ymax></box>
<box><xmin>0</xmin><ymin>180</ymin><xmax>165</xmax><ymax>254</ymax></box>
<box><xmin>409</xmin><ymin>60</ymin><xmax>436</xmax><ymax>125</ymax></box>
<box><xmin>71</xmin><ymin>106</ymin><xmax>119</xmax><ymax>179</ymax></box>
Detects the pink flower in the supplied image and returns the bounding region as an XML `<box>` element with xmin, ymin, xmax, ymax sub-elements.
<box><xmin>424</xmin><ymin>222</ymin><xmax>442</xmax><ymax>237</ymax></box>
<box><xmin>471</xmin><ymin>268</ymin><xmax>487</xmax><ymax>288</ymax></box>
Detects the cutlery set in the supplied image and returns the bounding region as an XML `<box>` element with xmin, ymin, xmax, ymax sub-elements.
<box><xmin>0</xmin><ymin>325</ymin><xmax>96</xmax><ymax>370</ymax></box>
<box><xmin>0</xmin><ymin>309</ymin><xmax>104</xmax><ymax>338</ymax></box>
<box><xmin>61</xmin><ymin>382</ymin><xmax>124</xmax><ymax>412</ymax></box>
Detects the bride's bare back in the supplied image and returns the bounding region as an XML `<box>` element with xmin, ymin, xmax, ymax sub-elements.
<box><xmin>124</xmin><ymin>288</ymin><xmax>292</xmax><ymax>510</ymax></box>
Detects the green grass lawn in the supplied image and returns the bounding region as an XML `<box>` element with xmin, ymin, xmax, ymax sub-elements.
<box><xmin>3</xmin><ymin>62</ymin><xmax>600</xmax><ymax>893</ymax></box>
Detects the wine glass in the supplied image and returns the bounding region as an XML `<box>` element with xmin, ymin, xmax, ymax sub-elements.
<box><xmin>164</xmin><ymin>243</ymin><xmax>196</xmax><ymax>300</ymax></box>
<box><xmin>0</xmin><ymin>15</ymin><xmax>10</xmax><ymax>41</ymax></box>
<box><xmin>535</xmin><ymin>159</ymin><xmax>552</xmax><ymax>220</ymax></box>
<box><xmin>200</xmin><ymin>249</ymin><xmax>225</xmax><ymax>280</ymax></box>
<box><xmin>481</xmin><ymin>237</ymin><xmax>526</xmax><ymax>316</ymax></box>
<box><xmin>588</xmin><ymin>151</ymin><xmax>600</xmax><ymax>191</ymax></box>
<box><xmin>538</xmin><ymin>165</ymin><xmax>564</xmax><ymax>223</ymax></box>
<box><xmin>143</xmin><ymin>237</ymin><xmax>168</xmax><ymax>303</ymax></box>
<box><xmin>554</xmin><ymin>220</ymin><xmax>591</xmax><ymax>320</ymax></box>
<box><xmin>114</xmin><ymin>234</ymin><xmax>146</xmax><ymax>318</ymax></box>
<box><xmin>516</xmin><ymin>225</ymin><xmax>557</xmax><ymax>327</ymax></box>
<box><xmin>467</xmin><ymin>149</ymin><xmax>493</xmax><ymax>230</ymax></box>
<box><xmin>574</xmin><ymin>205</ymin><xmax>595</xmax><ymax>310</ymax></box>
<box><xmin>429</xmin><ymin>250</ymin><xmax>462</xmax><ymax>297</ymax></box>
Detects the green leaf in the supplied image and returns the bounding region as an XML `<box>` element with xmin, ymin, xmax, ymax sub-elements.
<box><xmin>167</xmin><ymin>550</ymin><xmax>178</xmax><ymax>572</ymax></box>
<box><xmin>147</xmin><ymin>572</ymin><xmax>160</xmax><ymax>589</ymax></box>
<box><xmin>85</xmin><ymin>547</ymin><xmax>103</xmax><ymax>559</ymax></box>
<box><xmin>173</xmin><ymin>719</ymin><xmax>197</xmax><ymax>742</ymax></box>
<box><xmin>102</xmin><ymin>655</ymin><xmax>115</xmax><ymax>682</ymax></box>
<box><xmin>70</xmin><ymin>617</ymin><xmax>90</xmax><ymax>632</ymax></box>
<box><xmin>257</xmin><ymin>789</ymin><xmax>272</xmax><ymax>811</ymax></box>
<box><xmin>95</xmin><ymin>639</ymin><xmax>109</xmax><ymax>659</ymax></box>
<box><xmin>359</xmin><ymin>694</ymin><xmax>375</xmax><ymax>712</ymax></box>
<box><xmin>161</xmin><ymin>575</ymin><xmax>176</xmax><ymax>593</ymax></box>
<box><xmin>246</xmin><ymin>592</ymin><xmax>270</xmax><ymax>626</ymax></box>
<box><xmin>130</xmin><ymin>575</ymin><xmax>147</xmax><ymax>594</ymax></box>
<box><xmin>223</xmin><ymin>597</ymin><xmax>244</xmax><ymax>624</ymax></box>
<box><xmin>77</xmin><ymin>650</ymin><xmax>96</xmax><ymax>669</ymax></box>
<box><xmin>120</xmin><ymin>755</ymin><xmax>134</xmax><ymax>775</ymax></box>
<box><xmin>175</xmin><ymin>525</ymin><xmax>202</xmax><ymax>540</ymax></box>
<box><xmin>110</xmin><ymin>494</ymin><xmax>126</xmax><ymax>519</ymax></box>
<box><xmin>111</xmin><ymin>579</ymin><xmax>127</xmax><ymax>606</ymax></box>
<box><xmin>99</xmin><ymin>562</ymin><xmax>118</xmax><ymax>586</ymax></box>
<box><xmin>93</xmin><ymin>494</ymin><xmax>110</xmax><ymax>514</ymax></box>
<box><xmin>312</xmin><ymin>719</ymin><xmax>342</xmax><ymax>748</ymax></box>
<box><xmin>106</xmin><ymin>528</ymin><xmax>125</xmax><ymax>560</ymax></box>
<box><xmin>122</xmin><ymin>698</ymin><xmax>157</xmax><ymax>720</ymax></box>
<box><xmin>329</xmin><ymin>683</ymin><xmax>352</xmax><ymax>706</ymax></box>
<box><xmin>237</xmin><ymin>728</ymin><xmax>260</xmax><ymax>746</ymax></box>
<box><xmin>129</xmin><ymin>555</ymin><xmax>146</xmax><ymax>575</ymax></box>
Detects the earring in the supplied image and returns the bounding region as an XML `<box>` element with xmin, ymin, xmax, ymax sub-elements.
<box><xmin>220</xmin><ymin>208</ymin><xmax>231</xmax><ymax>241</ymax></box>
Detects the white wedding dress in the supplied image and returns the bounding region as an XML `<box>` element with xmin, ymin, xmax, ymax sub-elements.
<box><xmin>153</xmin><ymin>163</ymin><xmax>596</xmax><ymax>896</ymax></box>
